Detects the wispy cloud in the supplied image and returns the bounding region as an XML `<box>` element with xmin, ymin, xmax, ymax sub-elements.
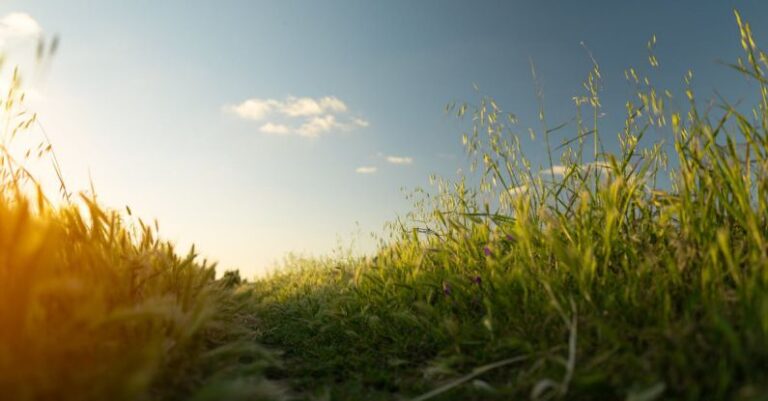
<box><xmin>0</xmin><ymin>12</ymin><xmax>42</xmax><ymax>46</ymax></box>
<box><xmin>297</xmin><ymin>114</ymin><xmax>338</xmax><ymax>138</ymax></box>
<box><xmin>281</xmin><ymin>96</ymin><xmax>347</xmax><ymax>117</ymax></box>
<box><xmin>259</xmin><ymin>122</ymin><xmax>290</xmax><ymax>135</ymax></box>
<box><xmin>229</xmin><ymin>99</ymin><xmax>280</xmax><ymax>121</ymax></box>
<box><xmin>226</xmin><ymin>96</ymin><xmax>348</xmax><ymax>121</ymax></box>
<box><xmin>541</xmin><ymin>162</ymin><xmax>614</xmax><ymax>178</ymax></box>
<box><xmin>510</xmin><ymin>161</ymin><xmax>648</xmax><ymax>197</ymax></box>
<box><xmin>355</xmin><ymin>166</ymin><xmax>377</xmax><ymax>174</ymax></box>
<box><xmin>225</xmin><ymin>95</ymin><xmax>367</xmax><ymax>138</ymax></box>
<box><xmin>541</xmin><ymin>165</ymin><xmax>570</xmax><ymax>176</ymax></box>
<box><xmin>386</xmin><ymin>155</ymin><xmax>413</xmax><ymax>165</ymax></box>
<box><xmin>351</xmin><ymin>117</ymin><xmax>369</xmax><ymax>128</ymax></box>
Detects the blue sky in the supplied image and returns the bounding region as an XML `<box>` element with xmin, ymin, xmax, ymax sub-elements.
<box><xmin>0</xmin><ymin>1</ymin><xmax>766</xmax><ymax>277</ymax></box>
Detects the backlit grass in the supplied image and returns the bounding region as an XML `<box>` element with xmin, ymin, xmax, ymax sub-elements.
<box><xmin>248</xmin><ymin>11</ymin><xmax>768</xmax><ymax>400</ymax></box>
<box><xmin>0</xmin><ymin>39</ymin><xmax>285</xmax><ymax>401</ymax></box>
<box><xmin>3</xmin><ymin>10</ymin><xmax>768</xmax><ymax>401</ymax></box>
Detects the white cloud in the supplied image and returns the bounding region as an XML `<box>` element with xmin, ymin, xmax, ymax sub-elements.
<box><xmin>296</xmin><ymin>114</ymin><xmax>338</xmax><ymax>138</ymax></box>
<box><xmin>355</xmin><ymin>166</ymin><xmax>377</xmax><ymax>174</ymax></box>
<box><xmin>386</xmin><ymin>156</ymin><xmax>413</xmax><ymax>165</ymax></box>
<box><xmin>226</xmin><ymin>96</ymin><xmax>348</xmax><ymax>121</ymax></box>
<box><xmin>281</xmin><ymin>96</ymin><xmax>347</xmax><ymax>117</ymax></box>
<box><xmin>541</xmin><ymin>162</ymin><xmax>613</xmax><ymax>177</ymax></box>
<box><xmin>319</xmin><ymin>97</ymin><xmax>348</xmax><ymax>113</ymax></box>
<box><xmin>225</xmin><ymin>95</ymin><xmax>366</xmax><ymax>138</ymax></box>
<box><xmin>541</xmin><ymin>165</ymin><xmax>569</xmax><ymax>176</ymax></box>
<box><xmin>281</xmin><ymin>97</ymin><xmax>323</xmax><ymax>117</ymax></box>
<box><xmin>259</xmin><ymin>122</ymin><xmax>290</xmax><ymax>135</ymax></box>
<box><xmin>0</xmin><ymin>13</ymin><xmax>42</xmax><ymax>46</ymax></box>
<box><xmin>228</xmin><ymin>99</ymin><xmax>280</xmax><ymax>121</ymax></box>
<box><xmin>512</xmin><ymin>161</ymin><xmax>646</xmax><ymax>195</ymax></box>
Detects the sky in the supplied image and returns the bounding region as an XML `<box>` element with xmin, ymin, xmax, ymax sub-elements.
<box><xmin>0</xmin><ymin>1</ymin><xmax>766</xmax><ymax>277</ymax></box>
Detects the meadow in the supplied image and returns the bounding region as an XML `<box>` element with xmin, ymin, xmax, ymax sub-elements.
<box><xmin>2</xmin><ymin>10</ymin><xmax>768</xmax><ymax>401</ymax></box>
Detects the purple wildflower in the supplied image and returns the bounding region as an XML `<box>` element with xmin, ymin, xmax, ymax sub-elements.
<box><xmin>483</xmin><ymin>246</ymin><xmax>492</xmax><ymax>256</ymax></box>
<box><xmin>472</xmin><ymin>275</ymin><xmax>482</xmax><ymax>285</ymax></box>
<box><xmin>442</xmin><ymin>281</ymin><xmax>452</xmax><ymax>296</ymax></box>
<box><xmin>505</xmin><ymin>234</ymin><xmax>515</xmax><ymax>242</ymax></box>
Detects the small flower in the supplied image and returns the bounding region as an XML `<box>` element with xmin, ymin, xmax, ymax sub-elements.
<box><xmin>505</xmin><ymin>234</ymin><xmax>515</xmax><ymax>242</ymax></box>
<box><xmin>442</xmin><ymin>281</ymin><xmax>452</xmax><ymax>296</ymax></box>
<box><xmin>471</xmin><ymin>275</ymin><xmax>482</xmax><ymax>285</ymax></box>
<box><xmin>483</xmin><ymin>246</ymin><xmax>492</xmax><ymax>256</ymax></box>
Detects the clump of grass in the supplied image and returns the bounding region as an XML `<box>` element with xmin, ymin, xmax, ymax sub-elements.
<box><xmin>251</xmin><ymin>11</ymin><xmax>768</xmax><ymax>401</ymax></box>
<box><xmin>0</xmin><ymin>39</ymin><xmax>286</xmax><ymax>401</ymax></box>
<box><xmin>0</xmin><ymin>192</ymin><xmax>281</xmax><ymax>401</ymax></box>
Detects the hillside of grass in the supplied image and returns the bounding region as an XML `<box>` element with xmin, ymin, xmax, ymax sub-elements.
<box><xmin>3</xmin><ymin>10</ymin><xmax>768</xmax><ymax>401</ymax></box>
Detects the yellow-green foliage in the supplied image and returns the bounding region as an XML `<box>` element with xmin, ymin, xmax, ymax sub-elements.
<box><xmin>249</xmin><ymin>12</ymin><xmax>768</xmax><ymax>401</ymax></box>
<box><xmin>0</xmin><ymin>189</ymin><xmax>284</xmax><ymax>400</ymax></box>
<box><xmin>0</xmin><ymin>35</ymin><xmax>286</xmax><ymax>401</ymax></box>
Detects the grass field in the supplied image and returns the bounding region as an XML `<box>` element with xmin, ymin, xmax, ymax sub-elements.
<box><xmin>3</xmin><ymin>10</ymin><xmax>768</xmax><ymax>401</ymax></box>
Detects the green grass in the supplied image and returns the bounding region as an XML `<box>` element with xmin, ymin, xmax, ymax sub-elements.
<box><xmin>4</xmin><ymin>10</ymin><xmax>768</xmax><ymax>401</ymax></box>
<box><xmin>247</xmin><ymin>12</ymin><xmax>768</xmax><ymax>400</ymax></box>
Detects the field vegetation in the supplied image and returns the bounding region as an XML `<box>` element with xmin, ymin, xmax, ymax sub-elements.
<box><xmin>249</xmin><ymin>12</ymin><xmax>768</xmax><ymax>400</ymax></box>
<box><xmin>2</xmin><ymin>10</ymin><xmax>768</xmax><ymax>401</ymax></box>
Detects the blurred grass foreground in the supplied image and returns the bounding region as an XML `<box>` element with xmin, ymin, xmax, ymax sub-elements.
<box><xmin>0</xmin><ymin>36</ymin><xmax>285</xmax><ymax>401</ymax></box>
<box><xmin>4</xmin><ymin>10</ymin><xmax>768</xmax><ymax>401</ymax></box>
